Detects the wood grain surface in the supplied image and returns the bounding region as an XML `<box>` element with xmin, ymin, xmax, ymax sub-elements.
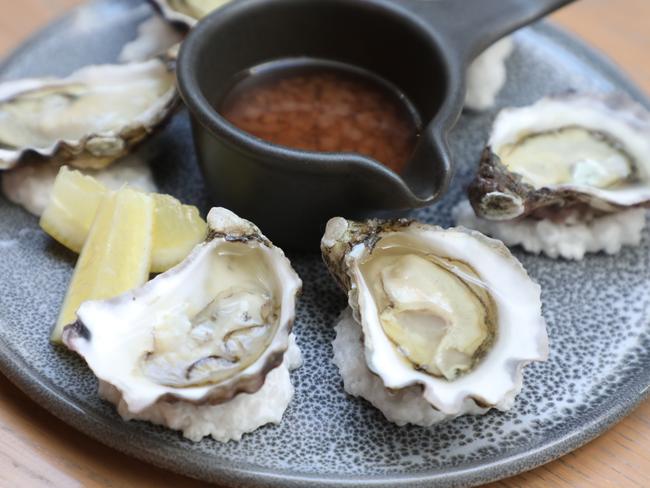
<box><xmin>1</xmin><ymin>0</ymin><xmax>649</xmax><ymax>487</ymax></box>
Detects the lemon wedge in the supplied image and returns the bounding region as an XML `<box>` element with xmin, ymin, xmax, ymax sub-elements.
<box><xmin>151</xmin><ymin>194</ymin><xmax>207</xmax><ymax>272</ymax></box>
<box><xmin>40</xmin><ymin>166</ymin><xmax>106</xmax><ymax>253</ymax></box>
<box><xmin>51</xmin><ymin>188</ymin><xmax>154</xmax><ymax>343</ymax></box>
<box><xmin>40</xmin><ymin>166</ymin><xmax>207</xmax><ymax>273</ymax></box>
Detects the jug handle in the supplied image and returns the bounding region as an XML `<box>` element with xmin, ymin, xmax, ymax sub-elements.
<box><xmin>400</xmin><ymin>0</ymin><xmax>575</xmax><ymax>63</ymax></box>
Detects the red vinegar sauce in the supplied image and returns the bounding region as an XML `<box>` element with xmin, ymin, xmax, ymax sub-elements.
<box><xmin>218</xmin><ymin>58</ymin><xmax>421</xmax><ymax>173</ymax></box>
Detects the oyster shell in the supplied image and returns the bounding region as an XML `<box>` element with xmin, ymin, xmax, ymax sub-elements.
<box><xmin>63</xmin><ymin>207</ymin><xmax>302</xmax><ymax>413</ymax></box>
<box><xmin>322</xmin><ymin>217</ymin><xmax>547</xmax><ymax>422</ymax></box>
<box><xmin>151</xmin><ymin>0</ymin><xmax>230</xmax><ymax>27</ymax></box>
<box><xmin>469</xmin><ymin>93</ymin><xmax>650</xmax><ymax>221</ymax></box>
<box><xmin>0</xmin><ymin>58</ymin><xmax>177</xmax><ymax>170</ymax></box>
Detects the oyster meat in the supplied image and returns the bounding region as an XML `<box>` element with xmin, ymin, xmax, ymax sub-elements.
<box><xmin>0</xmin><ymin>58</ymin><xmax>177</xmax><ymax>170</ymax></box>
<box><xmin>463</xmin><ymin>92</ymin><xmax>650</xmax><ymax>259</ymax></box>
<box><xmin>63</xmin><ymin>207</ymin><xmax>302</xmax><ymax>439</ymax></box>
<box><xmin>322</xmin><ymin>217</ymin><xmax>547</xmax><ymax>425</ymax></box>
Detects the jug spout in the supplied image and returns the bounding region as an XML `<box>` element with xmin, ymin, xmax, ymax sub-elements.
<box><xmin>399</xmin><ymin>128</ymin><xmax>454</xmax><ymax>205</ymax></box>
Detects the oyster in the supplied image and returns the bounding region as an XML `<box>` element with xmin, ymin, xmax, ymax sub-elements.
<box><xmin>469</xmin><ymin>93</ymin><xmax>650</xmax><ymax>221</ymax></box>
<box><xmin>63</xmin><ymin>207</ymin><xmax>302</xmax><ymax>414</ymax></box>
<box><xmin>0</xmin><ymin>58</ymin><xmax>177</xmax><ymax>170</ymax></box>
<box><xmin>151</xmin><ymin>0</ymin><xmax>230</xmax><ymax>27</ymax></box>
<box><xmin>322</xmin><ymin>217</ymin><xmax>547</xmax><ymax>424</ymax></box>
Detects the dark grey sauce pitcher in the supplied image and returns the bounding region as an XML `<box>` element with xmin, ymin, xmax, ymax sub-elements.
<box><xmin>177</xmin><ymin>0</ymin><xmax>574</xmax><ymax>249</ymax></box>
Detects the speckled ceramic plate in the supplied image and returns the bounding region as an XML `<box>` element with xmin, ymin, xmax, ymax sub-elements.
<box><xmin>1</xmin><ymin>1</ymin><xmax>649</xmax><ymax>487</ymax></box>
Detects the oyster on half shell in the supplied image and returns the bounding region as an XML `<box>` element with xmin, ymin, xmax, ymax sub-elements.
<box><xmin>469</xmin><ymin>93</ymin><xmax>650</xmax><ymax>221</ymax></box>
<box><xmin>63</xmin><ymin>207</ymin><xmax>301</xmax><ymax>414</ymax></box>
<box><xmin>0</xmin><ymin>58</ymin><xmax>177</xmax><ymax>170</ymax></box>
<box><xmin>322</xmin><ymin>217</ymin><xmax>547</xmax><ymax>423</ymax></box>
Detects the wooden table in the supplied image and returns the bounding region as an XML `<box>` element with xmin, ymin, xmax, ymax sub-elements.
<box><xmin>1</xmin><ymin>1</ymin><xmax>649</xmax><ymax>486</ymax></box>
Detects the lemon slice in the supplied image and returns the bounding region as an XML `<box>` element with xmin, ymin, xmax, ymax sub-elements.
<box><xmin>151</xmin><ymin>194</ymin><xmax>207</xmax><ymax>272</ymax></box>
<box><xmin>39</xmin><ymin>166</ymin><xmax>107</xmax><ymax>253</ymax></box>
<box><xmin>51</xmin><ymin>188</ymin><xmax>154</xmax><ymax>343</ymax></box>
<box><xmin>40</xmin><ymin>166</ymin><xmax>207</xmax><ymax>272</ymax></box>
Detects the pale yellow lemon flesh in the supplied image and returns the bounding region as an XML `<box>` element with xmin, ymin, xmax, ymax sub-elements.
<box><xmin>51</xmin><ymin>188</ymin><xmax>154</xmax><ymax>343</ymax></box>
<box><xmin>40</xmin><ymin>166</ymin><xmax>207</xmax><ymax>273</ymax></box>
<box><xmin>150</xmin><ymin>194</ymin><xmax>207</xmax><ymax>273</ymax></box>
<box><xmin>39</xmin><ymin>166</ymin><xmax>106</xmax><ymax>253</ymax></box>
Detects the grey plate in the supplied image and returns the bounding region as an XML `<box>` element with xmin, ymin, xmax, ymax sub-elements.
<box><xmin>1</xmin><ymin>1</ymin><xmax>649</xmax><ymax>487</ymax></box>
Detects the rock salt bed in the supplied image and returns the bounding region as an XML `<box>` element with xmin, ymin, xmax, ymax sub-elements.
<box><xmin>453</xmin><ymin>199</ymin><xmax>647</xmax><ymax>260</ymax></box>
<box><xmin>100</xmin><ymin>335</ymin><xmax>302</xmax><ymax>443</ymax></box>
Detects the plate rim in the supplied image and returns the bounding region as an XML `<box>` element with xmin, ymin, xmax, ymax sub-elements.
<box><xmin>0</xmin><ymin>3</ymin><xmax>649</xmax><ymax>487</ymax></box>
